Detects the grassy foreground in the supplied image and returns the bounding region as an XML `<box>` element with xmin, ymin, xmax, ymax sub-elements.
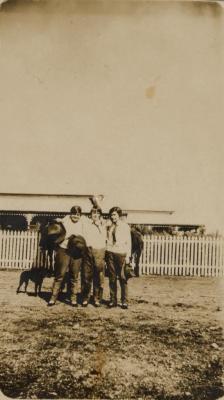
<box><xmin>0</xmin><ymin>271</ymin><xmax>223</xmax><ymax>399</ymax></box>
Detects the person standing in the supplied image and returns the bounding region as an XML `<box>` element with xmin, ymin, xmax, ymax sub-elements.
<box><xmin>105</xmin><ymin>206</ymin><xmax>131</xmax><ymax>309</ymax></box>
<box><xmin>48</xmin><ymin>206</ymin><xmax>87</xmax><ymax>307</ymax></box>
<box><xmin>81</xmin><ymin>206</ymin><xmax>107</xmax><ymax>307</ymax></box>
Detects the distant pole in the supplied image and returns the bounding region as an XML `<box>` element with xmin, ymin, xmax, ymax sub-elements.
<box><xmin>24</xmin><ymin>213</ymin><xmax>33</xmax><ymax>230</ymax></box>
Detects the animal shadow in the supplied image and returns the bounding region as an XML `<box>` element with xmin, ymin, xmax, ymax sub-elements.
<box><xmin>16</xmin><ymin>267</ymin><xmax>52</xmax><ymax>296</ymax></box>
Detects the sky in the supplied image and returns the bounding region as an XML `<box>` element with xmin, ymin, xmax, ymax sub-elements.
<box><xmin>0</xmin><ymin>0</ymin><xmax>223</xmax><ymax>232</ymax></box>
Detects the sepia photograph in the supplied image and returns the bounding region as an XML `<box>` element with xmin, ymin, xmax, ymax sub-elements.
<box><xmin>0</xmin><ymin>0</ymin><xmax>223</xmax><ymax>399</ymax></box>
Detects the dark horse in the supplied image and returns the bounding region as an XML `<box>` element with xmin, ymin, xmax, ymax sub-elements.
<box><xmin>38</xmin><ymin>221</ymin><xmax>63</xmax><ymax>274</ymax></box>
<box><xmin>130</xmin><ymin>227</ymin><xmax>144</xmax><ymax>277</ymax></box>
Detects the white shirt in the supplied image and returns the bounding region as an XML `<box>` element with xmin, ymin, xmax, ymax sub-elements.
<box><xmin>85</xmin><ymin>219</ymin><xmax>107</xmax><ymax>249</ymax></box>
<box><xmin>58</xmin><ymin>215</ymin><xmax>87</xmax><ymax>249</ymax></box>
<box><xmin>106</xmin><ymin>220</ymin><xmax>131</xmax><ymax>258</ymax></box>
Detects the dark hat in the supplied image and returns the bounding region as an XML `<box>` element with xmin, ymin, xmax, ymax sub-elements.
<box><xmin>121</xmin><ymin>263</ymin><xmax>135</xmax><ymax>281</ymax></box>
<box><xmin>67</xmin><ymin>235</ymin><xmax>87</xmax><ymax>258</ymax></box>
<box><xmin>45</xmin><ymin>222</ymin><xmax>66</xmax><ymax>245</ymax></box>
<box><xmin>125</xmin><ymin>263</ymin><xmax>136</xmax><ymax>280</ymax></box>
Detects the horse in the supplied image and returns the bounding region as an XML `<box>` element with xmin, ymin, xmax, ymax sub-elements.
<box><xmin>130</xmin><ymin>226</ymin><xmax>144</xmax><ymax>277</ymax></box>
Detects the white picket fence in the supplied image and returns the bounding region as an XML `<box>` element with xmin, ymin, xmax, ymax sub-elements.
<box><xmin>0</xmin><ymin>230</ymin><xmax>52</xmax><ymax>270</ymax></box>
<box><xmin>0</xmin><ymin>230</ymin><xmax>224</xmax><ymax>276</ymax></box>
<box><xmin>140</xmin><ymin>235</ymin><xmax>224</xmax><ymax>277</ymax></box>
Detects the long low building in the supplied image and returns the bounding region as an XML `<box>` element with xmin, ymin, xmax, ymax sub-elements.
<box><xmin>0</xmin><ymin>192</ymin><xmax>204</xmax><ymax>233</ymax></box>
<box><xmin>0</xmin><ymin>193</ymin><xmax>101</xmax><ymax>229</ymax></box>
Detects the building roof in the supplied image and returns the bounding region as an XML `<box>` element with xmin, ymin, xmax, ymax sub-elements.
<box><xmin>0</xmin><ymin>193</ymin><xmax>102</xmax><ymax>213</ymax></box>
<box><xmin>124</xmin><ymin>209</ymin><xmax>174</xmax><ymax>215</ymax></box>
<box><xmin>0</xmin><ymin>192</ymin><xmax>104</xmax><ymax>198</ymax></box>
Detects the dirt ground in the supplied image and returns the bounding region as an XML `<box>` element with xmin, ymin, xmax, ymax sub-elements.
<box><xmin>0</xmin><ymin>270</ymin><xmax>223</xmax><ymax>400</ymax></box>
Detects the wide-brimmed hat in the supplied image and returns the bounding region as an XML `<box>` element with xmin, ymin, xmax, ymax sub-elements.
<box><xmin>121</xmin><ymin>263</ymin><xmax>135</xmax><ymax>281</ymax></box>
<box><xmin>45</xmin><ymin>222</ymin><xmax>66</xmax><ymax>245</ymax></box>
<box><xmin>67</xmin><ymin>235</ymin><xmax>87</xmax><ymax>258</ymax></box>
